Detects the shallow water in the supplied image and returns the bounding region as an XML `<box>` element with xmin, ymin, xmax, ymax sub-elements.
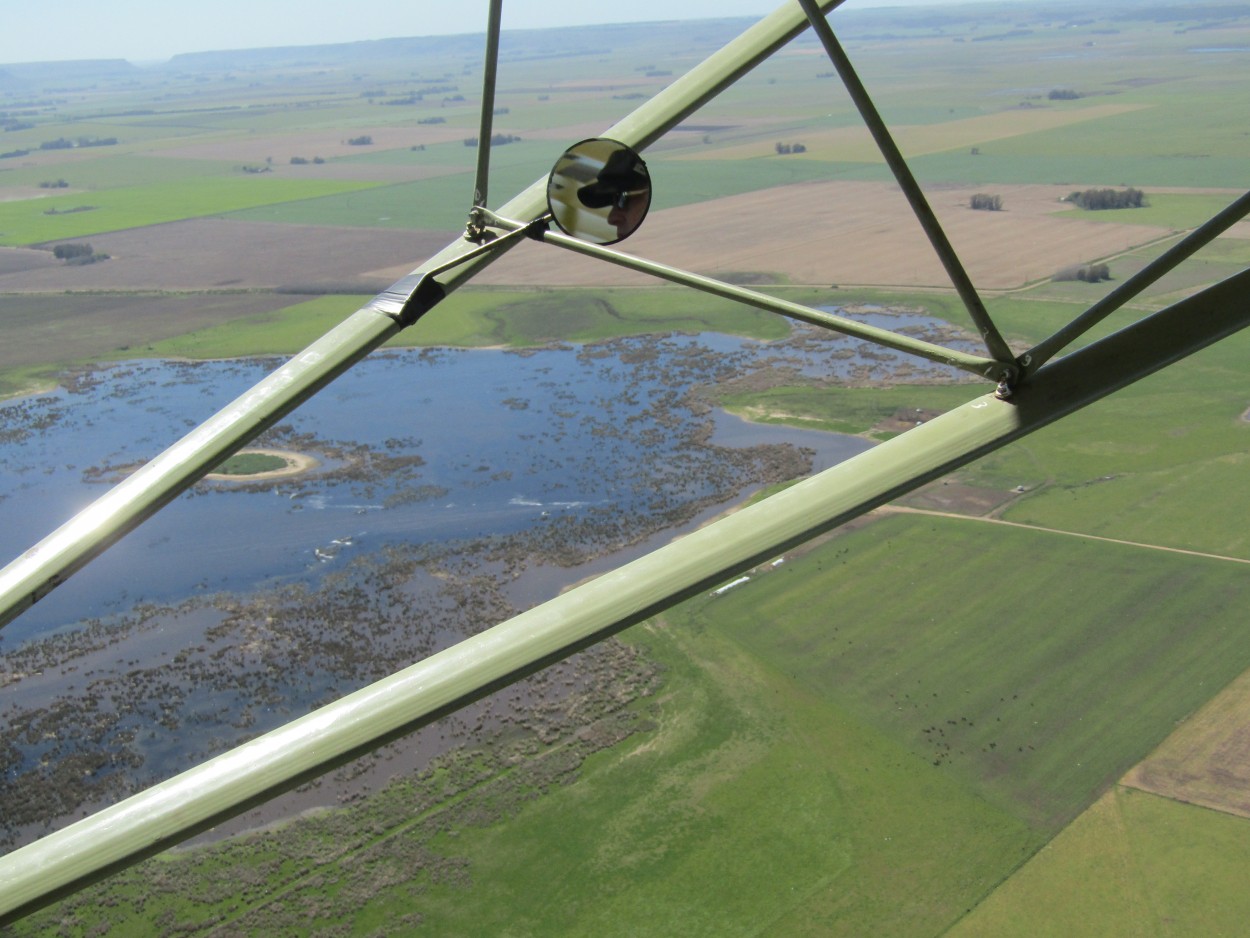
<box><xmin>0</xmin><ymin>316</ymin><xmax>967</xmax><ymax>644</ymax></box>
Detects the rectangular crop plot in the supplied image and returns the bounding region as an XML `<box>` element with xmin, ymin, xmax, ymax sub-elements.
<box><xmin>677</xmin><ymin>512</ymin><xmax>1250</xmax><ymax>829</ymax></box>
<box><xmin>0</xmin><ymin>176</ymin><xmax>381</xmax><ymax>246</ymax></box>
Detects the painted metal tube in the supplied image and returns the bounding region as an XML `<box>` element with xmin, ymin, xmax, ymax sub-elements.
<box><xmin>471</xmin><ymin>0</ymin><xmax>504</xmax><ymax>211</ymax></box>
<box><xmin>3</xmin><ymin>269</ymin><xmax>1247</xmax><ymax>924</ymax></box>
<box><xmin>531</xmin><ymin>223</ymin><xmax>1007</xmax><ymax>380</ymax></box>
<box><xmin>0</xmin><ymin>0</ymin><xmax>845</xmax><ymax>631</ymax></box>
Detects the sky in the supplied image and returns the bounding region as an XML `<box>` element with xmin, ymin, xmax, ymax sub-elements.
<box><xmin>0</xmin><ymin>0</ymin><xmax>1000</xmax><ymax>66</ymax></box>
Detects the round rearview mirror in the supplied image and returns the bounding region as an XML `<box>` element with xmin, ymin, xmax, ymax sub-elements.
<box><xmin>546</xmin><ymin>138</ymin><xmax>651</xmax><ymax>245</ymax></box>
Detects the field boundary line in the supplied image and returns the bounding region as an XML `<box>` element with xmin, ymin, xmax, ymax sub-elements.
<box><xmin>882</xmin><ymin>505</ymin><xmax>1250</xmax><ymax>566</ymax></box>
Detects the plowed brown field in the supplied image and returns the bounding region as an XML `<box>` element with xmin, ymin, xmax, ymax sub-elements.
<box><xmin>1123</xmin><ymin>665</ymin><xmax>1250</xmax><ymax>820</ymax></box>
<box><xmin>0</xmin><ymin>219</ymin><xmax>455</xmax><ymax>293</ymax></box>
<box><xmin>467</xmin><ymin>181</ymin><xmax>1173</xmax><ymax>290</ymax></box>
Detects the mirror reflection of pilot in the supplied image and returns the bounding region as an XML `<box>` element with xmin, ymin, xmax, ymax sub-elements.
<box><xmin>576</xmin><ymin>148</ymin><xmax>650</xmax><ymax>240</ymax></box>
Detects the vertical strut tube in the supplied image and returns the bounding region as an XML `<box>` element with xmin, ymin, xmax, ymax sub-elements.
<box><xmin>796</xmin><ymin>0</ymin><xmax>1014</xmax><ymax>367</ymax></box>
<box><xmin>471</xmin><ymin>0</ymin><xmax>504</xmax><ymax>217</ymax></box>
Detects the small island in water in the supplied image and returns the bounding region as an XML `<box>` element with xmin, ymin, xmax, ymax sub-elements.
<box><xmin>206</xmin><ymin>448</ymin><xmax>318</xmax><ymax>481</ymax></box>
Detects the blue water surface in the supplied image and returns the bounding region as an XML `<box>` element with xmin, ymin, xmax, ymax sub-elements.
<box><xmin>1</xmin><ymin>327</ymin><xmax>937</xmax><ymax>642</ymax></box>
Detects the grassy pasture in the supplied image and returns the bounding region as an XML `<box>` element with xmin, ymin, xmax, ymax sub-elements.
<box><xmin>124</xmin><ymin>286</ymin><xmax>791</xmax><ymax>361</ymax></box>
<box><xmin>905</xmin><ymin>149</ymin><xmax>1250</xmax><ymax>190</ymax></box>
<box><xmin>395</xmin><ymin>625</ymin><xmax>1035</xmax><ymax>937</ymax></box>
<box><xmin>949</xmin><ymin>787</ymin><xmax>1250</xmax><ymax>937</ymax></box>
<box><xmin>12</xmin><ymin>607</ymin><xmax>1036</xmax><ymax>937</ymax></box>
<box><xmin>679</xmin><ymin>514</ymin><xmax>1250</xmax><ymax>829</ymax></box>
<box><xmin>719</xmin><ymin>318</ymin><xmax>1250</xmax><ymax>559</ymax></box>
<box><xmin>647</xmin><ymin>156</ymin><xmax>871</xmax><ymax>209</ymax></box>
<box><xmin>0</xmin><ymin>176</ymin><xmax>381</xmax><ymax>246</ymax></box>
<box><xmin>15</xmin><ymin>509</ymin><xmax>1249</xmax><ymax>934</ymax></box>
<box><xmin>0</xmin><ymin>293</ymin><xmax>308</xmax><ymax>398</ymax></box>
<box><xmin>212</xmin><ymin>452</ymin><xmax>287</xmax><ymax>475</ymax></box>
<box><xmin>719</xmin><ymin>382</ymin><xmax>983</xmax><ymax>438</ymax></box>
<box><xmin>976</xmin><ymin>335</ymin><xmax>1250</xmax><ymax>558</ymax></box>
<box><xmin>681</xmin><ymin>104</ymin><xmax>1152</xmax><ymax>164</ymax></box>
<box><xmin>0</xmin><ymin>155</ymin><xmax>236</xmax><ymax>190</ymax></box>
<box><xmin>226</xmin><ymin>177</ymin><xmax>490</xmax><ymax>231</ymax></box>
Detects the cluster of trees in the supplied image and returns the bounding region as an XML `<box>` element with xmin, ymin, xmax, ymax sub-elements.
<box><xmin>1054</xmin><ymin>262</ymin><xmax>1111</xmax><ymax>283</ymax></box>
<box><xmin>289</xmin><ymin>156</ymin><xmax>326</xmax><ymax>165</ymax></box>
<box><xmin>2</xmin><ymin>119</ymin><xmax>34</xmax><ymax>132</ymax></box>
<box><xmin>39</xmin><ymin>179</ymin><xmax>69</xmax><ymax>189</ymax></box>
<box><xmin>0</xmin><ymin>148</ymin><xmax>29</xmax><ymax>159</ymax></box>
<box><xmin>417</xmin><ymin>116</ymin><xmax>445</xmax><ymax>125</ymax></box>
<box><xmin>39</xmin><ymin>136</ymin><xmax>117</xmax><ymax>150</ymax></box>
<box><xmin>463</xmin><ymin>133</ymin><xmax>521</xmax><ymax>147</ymax></box>
<box><xmin>1066</xmin><ymin>187</ymin><xmax>1146</xmax><ymax>210</ymax></box>
<box><xmin>52</xmin><ymin>242</ymin><xmax>109</xmax><ymax>266</ymax></box>
<box><xmin>1048</xmin><ymin>88</ymin><xmax>1082</xmax><ymax>100</ymax></box>
<box><xmin>774</xmin><ymin>142</ymin><xmax>807</xmax><ymax>154</ymax></box>
<box><xmin>970</xmin><ymin>193</ymin><xmax>1003</xmax><ymax>211</ymax></box>
<box><xmin>345</xmin><ymin>135</ymin><xmax>373</xmax><ymax>146</ymax></box>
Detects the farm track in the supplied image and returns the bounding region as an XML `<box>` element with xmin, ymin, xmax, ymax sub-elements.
<box><xmin>882</xmin><ymin>504</ymin><xmax>1250</xmax><ymax>566</ymax></box>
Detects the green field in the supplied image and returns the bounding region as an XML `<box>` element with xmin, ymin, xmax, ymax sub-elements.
<box><xmin>950</xmin><ymin>787</ymin><xmax>1250</xmax><ymax>937</ymax></box>
<box><xmin>0</xmin><ymin>177</ymin><xmax>381</xmax><ymax>246</ymax></box>
<box><xmin>114</xmin><ymin>286</ymin><xmax>791</xmax><ymax>361</ymax></box>
<box><xmin>17</xmin><ymin>512</ymin><xmax>1250</xmax><ymax>935</ymax></box>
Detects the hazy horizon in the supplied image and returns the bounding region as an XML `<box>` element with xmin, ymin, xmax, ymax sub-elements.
<box><xmin>2</xmin><ymin>0</ymin><xmax>1029</xmax><ymax>67</ymax></box>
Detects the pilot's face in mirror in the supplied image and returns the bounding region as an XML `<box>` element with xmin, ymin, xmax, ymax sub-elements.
<box><xmin>547</xmin><ymin>139</ymin><xmax>651</xmax><ymax>245</ymax></box>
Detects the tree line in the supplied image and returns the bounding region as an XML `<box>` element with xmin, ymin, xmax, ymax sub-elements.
<box><xmin>463</xmin><ymin>133</ymin><xmax>521</xmax><ymax>147</ymax></box>
<box><xmin>1065</xmin><ymin>187</ymin><xmax>1146</xmax><ymax>210</ymax></box>
<box><xmin>970</xmin><ymin>193</ymin><xmax>1002</xmax><ymax>211</ymax></box>
<box><xmin>1054</xmin><ymin>262</ymin><xmax>1111</xmax><ymax>283</ymax></box>
<box><xmin>52</xmin><ymin>242</ymin><xmax>109</xmax><ymax>266</ymax></box>
<box><xmin>39</xmin><ymin>136</ymin><xmax>118</xmax><ymax>150</ymax></box>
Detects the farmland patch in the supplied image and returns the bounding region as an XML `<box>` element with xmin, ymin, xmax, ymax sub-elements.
<box><xmin>155</xmin><ymin>125</ymin><xmax>471</xmax><ymax>163</ymax></box>
<box><xmin>474</xmin><ymin>180</ymin><xmax>1172</xmax><ymax>290</ymax></box>
<box><xmin>0</xmin><ymin>219</ymin><xmax>451</xmax><ymax>294</ymax></box>
<box><xmin>0</xmin><ymin>177</ymin><xmax>382</xmax><ymax>246</ymax></box>
<box><xmin>676</xmin><ymin>513</ymin><xmax>1250</xmax><ymax>828</ymax></box>
<box><xmin>677</xmin><ymin>103</ymin><xmax>1152</xmax><ymax>163</ymax></box>
<box><xmin>1123</xmin><ymin>664</ymin><xmax>1250</xmax><ymax>819</ymax></box>
<box><xmin>0</xmin><ymin>293</ymin><xmax>310</xmax><ymax>379</ymax></box>
<box><xmin>949</xmin><ymin>787</ymin><xmax>1250</xmax><ymax>937</ymax></box>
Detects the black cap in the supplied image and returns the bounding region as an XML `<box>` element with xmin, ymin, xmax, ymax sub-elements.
<box><xmin>576</xmin><ymin>148</ymin><xmax>649</xmax><ymax>209</ymax></box>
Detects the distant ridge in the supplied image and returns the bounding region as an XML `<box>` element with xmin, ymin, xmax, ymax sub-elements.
<box><xmin>161</xmin><ymin>19</ymin><xmax>757</xmax><ymax>72</ymax></box>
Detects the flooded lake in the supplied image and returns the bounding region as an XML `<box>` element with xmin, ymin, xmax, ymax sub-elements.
<box><xmin>0</xmin><ymin>320</ymin><xmax>961</xmax><ymax>644</ymax></box>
